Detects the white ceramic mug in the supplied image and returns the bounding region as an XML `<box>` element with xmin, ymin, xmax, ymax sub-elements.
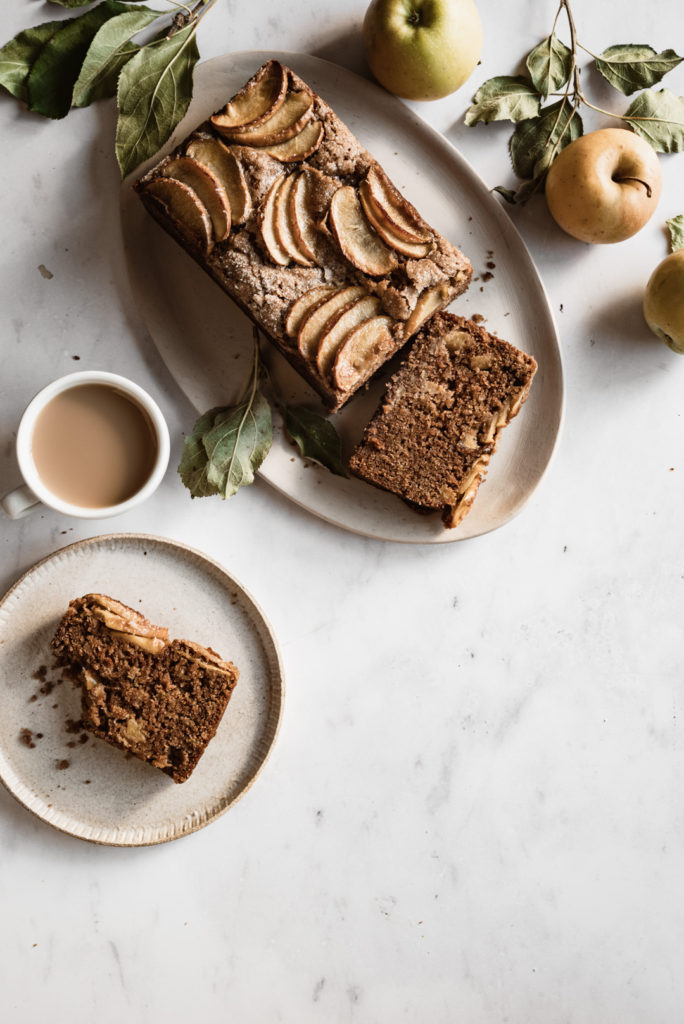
<box><xmin>1</xmin><ymin>371</ymin><xmax>170</xmax><ymax>520</ymax></box>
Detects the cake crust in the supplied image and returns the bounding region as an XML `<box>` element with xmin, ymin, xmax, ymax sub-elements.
<box><xmin>348</xmin><ymin>313</ymin><xmax>537</xmax><ymax>528</ymax></box>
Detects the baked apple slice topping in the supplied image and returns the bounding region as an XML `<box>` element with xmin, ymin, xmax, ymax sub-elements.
<box><xmin>289</xmin><ymin>170</ymin><xmax>319</xmax><ymax>262</ymax></box>
<box><xmin>138</xmin><ymin>178</ymin><xmax>214</xmax><ymax>254</ymax></box>
<box><xmin>259</xmin><ymin>119</ymin><xmax>324</xmax><ymax>162</ymax></box>
<box><xmin>404</xmin><ymin>283</ymin><xmax>451</xmax><ymax>337</ymax></box>
<box><xmin>329</xmin><ymin>186</ymin><xmax>397</xmax><ymax>276</ymax></box>
<box><xmin>285</xmin><ymin>287</ymin><xmax>337</xmax><ymax>339</ymax></box>
<box><xmin>316</xmin><ymin>295</ymin><xmax>382</xmax><ymax>376</ymax></box>
<box><xmin>332</xmin><ymin>315</ymin><xmax>395</xmax><ymax>391</ymax></box>
<box><xmin>257</xmin><ymin>176</ymin><xmax>290</xmax><ymax>266</ymax></box>
<box><xmin>185</xmin><ymin>138</ymin><xmax>251</xmax><ymax>225</ymax></box>
<box><xmin>161</xmin><ymin>156</ymin><xmax>231</xmax><ymax>242</ymax></box>
<box><xmin>297</xmin><ymin>286</ymin><xmax>367</xmax><ymax>360</ymax></box>
<box><xmin>274</xmin><ymin>174</ymin><xmax>315</xmax><ymax>266</ymax></box>
<box><xmin>216</xmin><ymin>90</ymin><xmax>314</xmax><ymax>147</ymax></box>
<box><xmin>210</xmin><ymin>60</ymin><xmax>287</xmax><ymax>132</ymax></box>
<box><xmin>361</xmin><ymin>167</ymin><xmax>431</xmax><ymax>245</ymax></box>
<box><xmin>358</xmin><ymin>183</ymin><xmax>431</xmax><ymax>258</ymax></box>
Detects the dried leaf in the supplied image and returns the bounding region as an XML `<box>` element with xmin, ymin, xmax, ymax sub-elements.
<box><xmin>526</xmin><ymin>34</ymin><xmax>573</xmax><ymax>97</ymax></box>
<box><xmin>667</xmin><ymin>214</ymin><xmax>684</xmax><ymax>252</ymax></box>
<box><xmin>115</xmin><ymin>22</ymin><xmax>198</xmax><ymax>179</ymax></box>
<box><xmin>178</xmin><ymin>347</ymin><xmax>273</xmax><ymax>499</ymax></box>
<box><xmin>465</xmin><ymin>75</ymin><xmax>540</xmax><ymax>126</ymax></box>
<box><xmin>509</xmin><ymin>100</ymin><xmax>583</xmax><ymax>179</ymax></box>
<box><xmin>284</xmin><ymin>406</ymin><xmax>348</xmax><ymax>477</ymax></box>
<box><xmin>72</xmin><ymin>7</ymin><xmax>159</xmax><ymax>107</ymax></box>
<box><xmin>0</xmin><ymin>21</ymin><xmax>62</xmax><ymax>102</ymax></box>
<box><xmin>595</xmin><ymin>44</ymin><xmax>683</xmax><ymax>96</ymax></box>
<box><xmin>624</xmin><ymin>88</ymin><xmax>684</xmax><ymax>152</ymax></box>
<box><xmin>26</xmin><ymin>0</ymin><xmax>129</xmax><ymax>118</ymax></box>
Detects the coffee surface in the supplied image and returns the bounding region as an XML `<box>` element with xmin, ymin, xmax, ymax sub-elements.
<box><xmin>32</xmin><ymin>384</ymin><xmax>158</xmax><ymax>508</ymax></box>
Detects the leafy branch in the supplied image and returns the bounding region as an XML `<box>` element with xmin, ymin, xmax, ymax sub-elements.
<box><xmin>0</xmin><ymin>0</ymin><xmax>217</xmax><ymax>178</ymax></box>
<box><xmin>178</xmin><ymin>330</ymin><xmax>348</xmax><ymax>501</ymax></box>
<box><xmin>465</xmin><ymin>0</ymin><xmax>684</xmax><ymax>203</ymax></box>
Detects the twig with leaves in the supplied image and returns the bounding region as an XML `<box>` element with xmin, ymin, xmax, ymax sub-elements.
<box><xmin>0</xmin><ymin>0</ymin><xmax>216</xmax><ymax>179</ymax></box>
<box><xmin>465</xmin><ymin>0</ymin><xmax>684</xmax><ymax>203</ymax></box>
<box><xmin>178</xmin><ymin>330</ymin><xmax>348</xmax><ymax>501</ymax></box>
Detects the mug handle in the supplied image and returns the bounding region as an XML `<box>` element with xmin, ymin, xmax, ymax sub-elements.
<box><xmin>1</xmin><ymin>484</ymin><xmax>42</xmax><ymax>519</ymax></box>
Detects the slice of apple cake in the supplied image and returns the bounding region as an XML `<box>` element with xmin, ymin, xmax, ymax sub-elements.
<box><xmin>348</xmin><ymin>313</ymin><xmax>537</xmax><ymax>528</ymax></box>
<box><xmin>52</xmin><ymin>594</ymin><xmax>239</xmax><ymax>783</ymax></box>
<box><xmin>135</xmin><ymin>59</ymin><xmax>472</xmax><ymax>411</ymax></box>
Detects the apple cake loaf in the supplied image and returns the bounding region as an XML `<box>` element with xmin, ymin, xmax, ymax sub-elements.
<box><xmin>348</xmin><ymin>313</ymin><xmax>537</xmax><ymax>528</ymax></box>
<box><xmin>135</xmin><ymin>60</ymin><xmax>472</xmax><ymax>411</ymax></box>
<box><xmin>52</xmin><ymin>594</ymin><xmax>239</xmax><ymax>783</ymax></box>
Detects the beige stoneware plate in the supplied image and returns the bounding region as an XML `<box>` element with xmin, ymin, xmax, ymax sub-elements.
<box><xmin>121</xmin><ymin>51</ymin><xmax>564</xmax><ymax>543</ymax></box>
<box><xmin>0</xmin><ymin>534</ymin><xmax>284</xmax><ymax>846</ymax></box>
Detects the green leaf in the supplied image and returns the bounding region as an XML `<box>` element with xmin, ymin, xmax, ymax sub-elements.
<box><xmin>667</xmin><ymin>214</ymin><xmax>684</xmax><ymax>252</ymax></box>
<box><xmin>284</xmin><ymin>406</ymin><xmax>348</xmax><ymax>477</ymax></box>
<box><xmin>48</xmin><ymin>0</ymin><xmax>143</xmax><ymax>6</ymax></box>
<box><xmin>72</xmin><ymin>7</ymin><xmax>159</xmax><ymax>107</ymax></box>
<box><xmin>0</xmin><ymin>21</ymin><xmax>62</xmax><ymax>102</ymax></box>
<box><xmin>178</xmin><ymin>347</ymin><xmax>273</xmax><ymax>499</ymax></box>
<box><xmin>624</xmin><ymin>88</ymin><xmax>684</xmax><ymax>152</ymax></box>
<box><xmin>595</xmin><ymin>45</ymin><xmax>683</xmax><ymax>96</ymax></box>
<box><xmin>465</xmin><ymin>75</ymin><xmax>540</xmax><ymax>126</ymax></box>
<box><xmin>509</xmin><ymin>100</ymin><xmax>583</xmax><ymax>179</ymax></box>
<box><xmin>115</xmin><ymin>23</ymin><xmax>199</xmax><ymax>180</ymax></box>
<box><xmin>526</xmin><ymin>34</ymin><xmax>573</xmax><ymax>98</ymax></box>
<box><xmin>26</xmin><ymin>0</ymin><xmax>129</xmax><ymax>118</ymax></box>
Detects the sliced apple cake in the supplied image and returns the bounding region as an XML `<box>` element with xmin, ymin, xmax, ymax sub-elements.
<box><xmin>348</xmin><ymin>314</ymin><xmax>537</xmax><ymax>529</ymax></box>
<box><xmin>52</xmin><ymin>594</ymin><xmax>239</xmax><ymax>783</ymax></box>
<box><xmin>135</xmin><ymin>59</ymin><xmax>472</xmax><ymax>411</ymax></box>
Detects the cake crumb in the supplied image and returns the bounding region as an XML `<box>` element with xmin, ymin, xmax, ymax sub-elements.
<box><xmin>19</xmin><ymin>728</ymin><xmax>36</xmax><ymax>749</ymax></box>
<box><xmin>56</xmin><ymin>759</ymin><xmax>70</xmax><ymax>771</ymax></box>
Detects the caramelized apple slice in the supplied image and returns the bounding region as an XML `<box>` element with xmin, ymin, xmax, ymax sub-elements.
<box><xmin>274</xmin><ymin>174</ymin><xmax>314</xmax><ymax>266</ymax></box>
<box><xmin>186</xmin><ymin>138</ymin><xmax>251</xmax><ymax>225</ymax></box>
<box><xmin>139</xmin><ymin>177</ymin><xmax>213</xmax><ymax>254</ymax></box>
<box><xmin>297</xmin><ymin>286</ymin><xmax>366</xmax><ymax>361</ymax></box>
<box><xmin>210</xmin><ymin>60</ymin><xmax>287</xmax><ymax>131</ymax></box>
<box><xmin>162</xmin><ymin>156</ymin><xmax>231</xmax><ymax>242</ymax></box>
<box><xmin>404</xmin><ymin>283</ymin><xmax>451</xmax><ymax>336</ymax></box>
<box><xmin>362</xmin><ymin>166</ymin><xmax>430</xmax><ymax>244</ymax></box>
<box><xmin>316</xmin><ymin>295</ymin><xmax>381</xmax><ymax>377</ymax></box>
<box><xmin>259</xmin><ymin>120</ymin><xmax>324</xmax><ymax>162</ymax></box>
<box><xmin>257</xmin><ymin>176</ymin><xmax>289</xmax><ymax>266</ymax></box>
<box><xmin>289</xmin><ymin>170</ymin><xmax>319</xmax><ymax>263</ymax></box>
<box><xmin>285</xmin><ymin>287</ymin><xmax>337</xmax><ymax>338</ymax></box>
<box><xmin>359</xmin><ymin>183</ymin><xmax>430</xmax><ymax>258</ymax></box>
<box><xmin>218</xmin><ymin>91</ymin><xmax>314</xmax><ymax>146</ymax></box>
<box><xmin>333</xmin><ymin>316</ymin><xmax>395</xmax><ymax>391</ymax></box>
<box><xmin>329</xmin><ymin>186</ymin><xmax>397</xmax><ymax>276</ymax></box>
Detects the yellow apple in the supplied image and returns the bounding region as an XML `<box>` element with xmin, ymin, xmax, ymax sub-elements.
<box><xmin>643</xmin><ymin>250</ymin><xmax>684</xmax><ymax>354</ymax></box>
<box><xmin>545</xmin><ymin>128</ymin><xmax>662</xmax><ymax>243</ymax></box>
<box><xmin>363</xmin><ymin>0</ymin><xmax>483</xmax><ymax>102</ymax></box>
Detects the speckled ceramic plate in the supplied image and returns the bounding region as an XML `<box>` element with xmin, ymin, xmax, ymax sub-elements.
<box><xmin>121</xmin><ymin>51</ymin><xmax>563</xmax><ymax>543</ymax></box>
<box><xmin>0</xmin><ymin>534</ymin><xmax>284</xmax><ymax>846</ymax></box>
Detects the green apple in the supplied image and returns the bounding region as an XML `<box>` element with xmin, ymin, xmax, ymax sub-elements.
<box><xmin>643</xmin><ymin>250</ymin><xmax>684</xmax><ymax>354</ymax></box>
<box><xmin>363</xmin><ymin>0</ymin><xmax>483</xmax><ymax>102</ymax></box>
<box><xmin>545</xmin><ymin>129</ymin><xmax>662</xmax><ymax>244</ymax></box>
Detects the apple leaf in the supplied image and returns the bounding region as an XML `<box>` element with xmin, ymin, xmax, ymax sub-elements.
<box><xmin>526</xmin><ymin>34</ymin><xmax>573</xmax><ymax>98</ymax></box>
<box><xmin>666</xmin><ymin>214</ymin><xmax>684</xmax><ymax>252</ymax></box>
<box><xmin>0</xmin><ymin>21</ymin><xmax>63</xmax><ymax>102</ymax></box>
<box><xmin>283</xmin><ymin>406</ymin><xmax>348</xmax><ymax>478</ymax></box>
<box><xmin>26</xmin><ymin>0</ymin><xmax>129</xmax><ymax>118</ymax></box>
<box><xmin>509</xmin><ymin>100</ymin><xmax>583</xmax><ymax>180</ymax></box>
<box><xmin>115</xmin><ymin>22</ymin><xmax>198</xmax><ymax>180</ymax></box>
<box><xmin>624</xmin><ymin>88</ymin><xmax>684</xmax><ymax>152</ymax></box>
<box><xmin>72</xmin><ymin>7</ymin><xmax>160</xmax><ymax>107</ymax></box>
<box><xmin>465</xmin><ymin>75</ymin><xmax>541</xmax><ymax>126</ymax></box>
<box><xmin>595</xmin><ymin>45</ymin><xmax>683</xmax><ymax>96</ymax></box>
<box><xmin>178</xmin><ymin>345</ymin><xmax>273</xmax><ymax>500</ymax></box>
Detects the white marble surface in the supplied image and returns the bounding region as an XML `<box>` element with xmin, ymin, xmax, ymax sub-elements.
<box><xmin>1</xmin><ymin>1</ymin><xmax>684</xmax><ymax>1020</ymax></box>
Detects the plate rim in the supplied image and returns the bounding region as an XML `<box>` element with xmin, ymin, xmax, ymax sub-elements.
<box><xmin>0</xmin><ymin>532</ymin><xmax>286</xmax><ymax>847</ymax></box>
<box><xmin>121</xmin><ymin>49</ymin><xmax>565</xmax><ymax>545</ymax></box>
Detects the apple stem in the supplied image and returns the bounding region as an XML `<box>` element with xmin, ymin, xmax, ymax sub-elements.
<box><xmin>612</xmin><ymin>176</ymin><xmax>654</xmax><ymax>197</ymax></box>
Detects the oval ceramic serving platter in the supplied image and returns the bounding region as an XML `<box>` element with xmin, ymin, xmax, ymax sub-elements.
<box><xmin>0</xmin><ymin>534</ymin><xmax>284</xmax><ymax>846</ymax></box>
<box><xmin>120</xmin><ymin>51</ymin><xmax>563</xmax><ymax>544</ymax></box>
